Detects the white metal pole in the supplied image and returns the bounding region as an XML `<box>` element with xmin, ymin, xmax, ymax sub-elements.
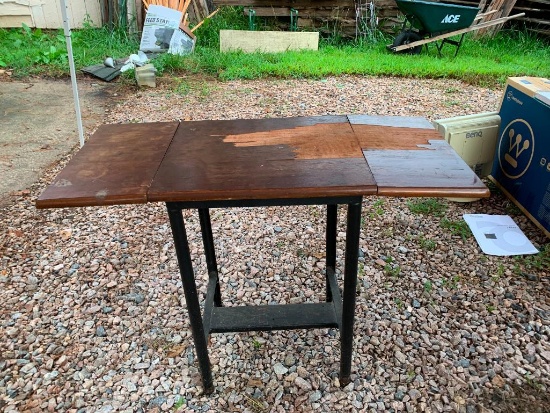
<box><xmin>60</xmin><ymin>0</ymin><xmax>85</xmax><ymax>148</ymax></box>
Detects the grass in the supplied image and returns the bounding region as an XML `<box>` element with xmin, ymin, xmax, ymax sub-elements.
<box><xmin>0</xmin><ymin>7</ymin><xmax>549</xmax><ymax>83</ymax></box>
<box><xmin>423</xmin><ymin>280</ymin><xmax>433</xmax><ymax>293</ymax></box>
<box><xmin>407</xmin><ymin>198</ymin><xmax>448</xmax><ymax>217</ymax></box>
<box><xmin>440</xmin><ymin>218</ymin><xmax>472</xmax><ymax>240</ymax></box>
<box><xmin>514</xmin><ymin>244</ymin><xmax>550</xmax><ymax>272</ymax></box>
<box><xmin>481</xmin><ymin>379</ymin><xmax>550</xmax><ymax>413</ymax></box>
<box><xmin>173</xmin><ymin>396</ymin><xmax>186</xmax><ymax>411</ymax></box>
<box><xmin>384</xmin><ymin>256</ymin><xmax>401</xmax><ymax>277</ymax></box>
<box><xmin>442</xmin><ymin>275</ymin><xmax>460</xmax><ymax>290</ymax></box>
<box><xmin>419</xmin><ymin>235</ymin><xmax>437</xmax><ymax>250</ymax></box>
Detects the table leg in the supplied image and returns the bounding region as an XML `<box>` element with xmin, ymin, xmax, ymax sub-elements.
<box><xmin>326</xmin><ymin>204</ymin><xmax>337</xmax><ymax>302</ymax></box>
<box><xmin>339</xmin><ymin>200</ymin><xmax>362</xmax><ymax>387</ymax></box>
<box><xmin>167</xmin><ymin>205</ymin><xmax>214</xmax><ymax>394</ymax></box>
<box><xmin>198</xmin><ymin>208</ymin><xmax>222</xmax><ymax>307</ymax></box>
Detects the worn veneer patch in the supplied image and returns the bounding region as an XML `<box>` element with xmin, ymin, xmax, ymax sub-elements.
<box><xmin>363</xmin><ymin>140</ymin><xmax>490</xmax><ymax>198</ymax></box>
<box><xmin>347</xmin><ymin>114</ymin><xmax>435</xmax><ymax>129</ymax></box>
<box><xmin>224</xmin><ymin>122</ymin><xmax>363</xmax><ymax>159</ymax></box>
<box><xmin>351</xmin><ymin>124</ymin><xmax>444</xmax><ymax>150</ymax></box>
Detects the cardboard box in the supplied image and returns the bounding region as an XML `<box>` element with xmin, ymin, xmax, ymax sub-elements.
<box><xmin>489</xmin><ymin>77</ymin><xmax>550</xmax><ymax>238</ymax></box>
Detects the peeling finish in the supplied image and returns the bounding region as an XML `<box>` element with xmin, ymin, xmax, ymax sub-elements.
<box><xmin>223</xmin><ymin>123</ymin><xmax>362</xmax><ymax>159</ymax></box>
<box><xmin>53</xmin><ymin>179</ymin><xmax>72</xmax><ymax>187</ymax></box>
<box><xmin>95</xmin><ymin>190</ymin><xmax>108</xmax><ymax>199</ymax></box>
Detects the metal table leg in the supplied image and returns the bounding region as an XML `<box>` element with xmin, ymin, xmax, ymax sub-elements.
<box><xmin>199</xmin><ymin>208</ymin><xmax>222</xmax><ymax>307</ymax></box>
<box><xmin>326</xmin><ymin>204</ymin><xmax>337</xmax><ymax>302</ymax></box>
<box><xmin>167</xmin><ymin>197</ymin><xmax>362</xmax><ymax>393</ymax></box>
<box><xmin>339</xmin><ymin>200</ymin><xmax>362</xmax><ymax>386</ymax></box>
<box><xmin>167</xmin><ymin>205</ymin><xmax>214</xmax><ymax>394</ymax></box>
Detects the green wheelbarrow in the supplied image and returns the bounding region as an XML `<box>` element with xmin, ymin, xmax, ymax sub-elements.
<box><xmin>388</xmin><ymin>0</ymin><xmax>524</xmax><ymax>56</ymax></box>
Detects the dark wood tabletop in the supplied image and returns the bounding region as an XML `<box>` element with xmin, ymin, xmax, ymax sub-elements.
<box><xmin>36</xmin><ymin>115</ymin><xmax>489</xmax><ymax>209</ymax></box>
<box><xmin>148</xmin><ymin>116</ymin><xmax>376</xmax><ymax>202</ymax></box>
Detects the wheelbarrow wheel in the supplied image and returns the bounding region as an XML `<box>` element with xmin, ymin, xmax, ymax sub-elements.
<box><xmin>392</xmin><ymin>30</ymin><xmax>423</xmax><ymax>54</ymax></box>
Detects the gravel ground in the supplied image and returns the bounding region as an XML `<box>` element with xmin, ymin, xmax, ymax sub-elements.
<box><xmin>1</xmin><ymin>76</ymin><xmax>549</xmax><ymax>413</ymax></box>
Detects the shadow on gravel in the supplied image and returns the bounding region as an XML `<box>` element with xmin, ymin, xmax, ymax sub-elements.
<box><xmin>480</xmin><ymin>381</ymin><xmax>550</xmax><ymax>413</ymax></box>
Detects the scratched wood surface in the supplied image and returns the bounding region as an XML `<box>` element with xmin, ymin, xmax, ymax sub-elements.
<box><xmin>349</xmin><ymin>115</ymin><xmax>490</xmax><ymax>198</ymax></box>
<box><xmin>364</xmin><ymin>140</ymin><xmax>490</xmax><ymax>197</ymax></box>
<box><xmin>148</xmin><ymin>116</ymin><xmax>377</xmax><ymax>202</ymax></box>
<box><xmin>36</xmin><ymin>115</ymin><xmax>490</xmax><ymax>208</ymax></box>
<box><xmin>347</xmin><ymin>114</ymin><xmax>435</xmax><ymax>129</ymax></box>
<box><xmin>351</xmin><ymin>125</ymin><xmax>444</xmax><ymax>150</ymax></box>
<box><xmin>36</xmin><ymin>122</ymin><xmax>179</xmax><ymax>208</ymax></box>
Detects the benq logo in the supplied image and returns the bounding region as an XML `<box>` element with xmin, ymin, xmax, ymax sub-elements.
<box><xmin>441</xmin><ymin>14</ymin><xmax>460</xmax><ymax>23</ymax></box>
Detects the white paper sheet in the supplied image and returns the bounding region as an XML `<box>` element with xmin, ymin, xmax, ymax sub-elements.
<box><xmin>463</xmin><ymin>214</ymin><xmax>539</xmax><ymax>256</ymax></box>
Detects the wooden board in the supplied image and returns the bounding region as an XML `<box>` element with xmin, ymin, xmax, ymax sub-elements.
<box><xmin>148</xmin><ymin>116</ymin><xmax>377</xmax><ymax>202</ymax></box>
<box><xmin>36</xmin><ymin>122</ymin><xmax>179</xmax><ymax>208</ymax></box>
<box><xmin>363</xmin><ymin>140</ymin><xmax>490</xmax><ymax>197</ymax></box>
<box><xmin>220</xmin><ymin>30</ymin><xmax>319</xmax><ymax>53</ymax></box>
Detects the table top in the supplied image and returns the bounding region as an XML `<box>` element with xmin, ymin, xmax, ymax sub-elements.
<box><xmin>36</xmin><ymin>115</ymin><xmax>489</xmax><ymax>208</ymax></box>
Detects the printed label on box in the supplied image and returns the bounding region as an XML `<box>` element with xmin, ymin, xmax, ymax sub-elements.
<box><xmin>491</xmin><ymin>81</ymin><xmax>550</xmax><ymax>236</ymax></box>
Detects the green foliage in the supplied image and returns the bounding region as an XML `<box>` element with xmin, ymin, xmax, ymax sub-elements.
<box><xmin>442</xmin><ymin>275</ymin><xmax>460</xmax><ymax>290</ymax></box>
<box><xmin>423</xmin><ymin>280</ymin><xmax>433</xmax><ymax>293</ymax></box>
<box><xmin>0</xmin><ymin>24</ymin><xmax>68</xmax><ymax>73</ymax></box>
<box><xmin>173</xmin><ymin>396</ymin><xmax>186</xmax><ymax>410</ymax></box>
<box><xmin>252</xmin><ymin>337</ymin><xmax>262</xmax><ymax>350</ymax></box>
<box><xmin>419</xmin><ymin>235</ymin><xmax>436</xmax><ymax>250</ymax></box>
<box><xmin>384</xmin><ymin>256</ymin><xmax>401</xmax><ymax>277</ymax></box>
<box><xmin>0</xmin><ymin>11</ymin><xmax>549</xmax><ymax>82</ymax></box>
<box><xmin>407</xmin><ymin>198</ymin><xmax>448</xmax><ymax>217</ymax></box>
<box><xmin>192</xmin><ymin>6</ymin><xmax>249</xmax><ymax>50</ymax></box>
<box><xmin>440</xmin><ymin>218</ymin><xmax>471</xmax><ymax>240</ymax></box>
<box><xmin>369</xmin><ymin>199</ymin><xmax>385</xmax><ymax>218</ymax></box>
<box><xmin>514</xmin><ymin>244</ymin><xmax>550</xmax><ymax>271</ymax></box>
<box><xmin>0</xmin><ymin>23</ymin><xmax>138</xmax><ymax>77</ymax></box>
<box><xmin>394</xmin><ymin>297</ymin><xmax>405</xmax><ymax>310</ymax></box>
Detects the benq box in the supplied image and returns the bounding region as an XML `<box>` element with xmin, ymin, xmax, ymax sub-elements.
<box><xmin>489</xmin><ymin>77</ymin><xmax>550</xmax><ymax>237</ymax></box>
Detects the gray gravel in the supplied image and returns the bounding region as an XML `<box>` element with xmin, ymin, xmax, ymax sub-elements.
<box><xmin>1</xmin><ymin>76</ymin><xmax>549</xmax><ymax>412</ymax></box>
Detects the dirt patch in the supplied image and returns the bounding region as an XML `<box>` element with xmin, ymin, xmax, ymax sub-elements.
<box><xmin>0</xmin><ymin>78</ymin><xmax>126</xmax><ymax>205</ymax></box>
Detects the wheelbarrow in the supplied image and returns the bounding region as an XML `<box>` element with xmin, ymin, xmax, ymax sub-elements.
<box><xmin>388</xmin><ymin>0</ymin><xmax>525</xmax><ymax>56</ymax></box>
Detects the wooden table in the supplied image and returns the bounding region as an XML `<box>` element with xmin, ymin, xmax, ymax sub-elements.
<box><xmin>37</xmin><ymin>115</ymin><xmax>488</xmax><ymax>393</ymax></box>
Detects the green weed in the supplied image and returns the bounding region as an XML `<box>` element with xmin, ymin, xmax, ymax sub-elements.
<box><xmin>0</xmin><ymin>23</ymin><xmax>139</xmax><ymax>77</ymax></box>
<box><xmin>252</xmin><ymin>337</ymin><xmax>262</xmax><ymax>350</ymax></box>
<box><xmin>173</xmin><ymin>396</ymin><xmax>186</xmax><ymax>411</ymax></box>
<box><xmin>442</xmin><ymin>275</ymin><xmax>460</xmax><ymax>290</ymax></box>
<box><xmin>440</xmin><ymin>218</ymin><xmax>471</xmax><ymax>240</ymax></box>
<box><xmin>504</xmin><ymin>201</ymin><xmax>522</xmax><ymax>215</ymax></box>
<box><xmin>395</xmin><ymin>298</ymin><xmax>405</xmax><ymax>310</ymax></box>
<box><xmin>407</xmin><ymin>199</ymin><xmax>448</xmax><ymax>217</ymax></box>
<box><xmin>423</xmin><ymin>280</ymin><xmax>433</xmax><ymax>293</ymax></box>
<box><xmin>384</xmin><ymin>256</ymin><xmax>401</xmax><ymax>278</ymax></box>
<box><xmin>419</xmin><ymin>235</ymin><xmax>436</xmax><ymax>250</ymax></box>
<box><xmin>515</xmin><ymin>244</ymin><xmax>550</xmax><ymax>271</ymax></box>
<box><xmin>371</xmin><ymin>199</ymin><xmax>385</xmax><ymax>216</ymax></box>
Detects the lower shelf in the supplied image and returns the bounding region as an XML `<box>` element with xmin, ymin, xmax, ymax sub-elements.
<box><xmin>208</xmin><ymin>302</ymin><xmax>339</xmax><ymax>333</ymax></box>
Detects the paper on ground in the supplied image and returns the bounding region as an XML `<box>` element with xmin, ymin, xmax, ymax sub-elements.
<box><xmin>463</xmin><ymin>214</ymin><xmax>538</xmax><ymax>256</ymax></box>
